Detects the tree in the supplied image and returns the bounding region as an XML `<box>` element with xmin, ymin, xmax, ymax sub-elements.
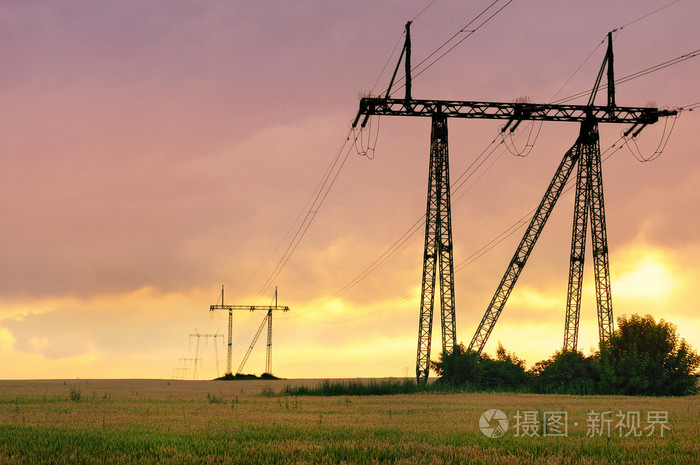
<box><xmin>431</xmin><ymin>343</ymin><xmax>481</xmax><ymax>387</ymax></box>
<box><xmin>602</xmin><ymin>314</ymin><xmax>700</xmax><ymax>396</ymax></box>
<box><xmin>479</xmin><ymin>343</ymin><xmax>529</xmax><ymax>391</ymax></box>
<box><xmin>529</xmin><ymin>350</ymin><xmax>599</xmax><ymax>394</ymax></box>
<box><xmin>431</xmin><ymin>342</ymin><xmax>529</xmax><ymax>390</ymax></box>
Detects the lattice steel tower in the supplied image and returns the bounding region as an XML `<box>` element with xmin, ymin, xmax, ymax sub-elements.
<box><xmin>353</xmin><ymin>28</ymin><xmax>674</xmax><ymax>384</ymax></box>
<box><xmin>209</xmin><ymin>285</ymin><xmax>289</xmax><ymax>376</ymax></box>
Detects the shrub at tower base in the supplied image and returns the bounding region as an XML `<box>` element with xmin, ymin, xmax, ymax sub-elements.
<box><xmin>431</xmin><ymin>314</ymin><xmax>700</xmax><ymax>396</ymax></box>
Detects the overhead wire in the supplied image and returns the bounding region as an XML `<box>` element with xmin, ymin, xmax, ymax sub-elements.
<box><xmin>409</xmin><ymin>0</ymin><xmax>514</xmax><ymax>84</ymax></box>
<box><xmin>450</xmin><ymin>135</ymin><xmax>504</xmax><ymax>201</ymax></box>
<box><xmin>623</xmin><ymin>110</ymin><xmax>679</xmax><ymax>162</ymax></box>
<box><xmin>291</xmin><ymin>131</ymin><xmax>528</xmax><ymax>322</ymax></box>
<box><xmin>249</xmin><ymin>138</ymin><xmax>353</xmax><ymax>291</ymax></box>
<box><xmin>368</xmin><ymin>31</ymin><xmax>406</xmax><ymax>97</ymax></box>
<box><xmin>677</xmin><ymin>100</ymin><xmax>700</xmax><ymax>111</ymax></box>
<box><xmin>353</xmin><ymin>113</ymin><xmax>382</xmax><ymax>159</ymax></box>
<box><xmin>551</xmin><ymin>49</ymin><xmax>700</xmax><ymax>105</ymax></box>
<box><xmin>456</xmin><ymin>133</ymin><xmax>628</xmax><ymax>272</ymax></box>
<box><xmin>386</xmin><ymin>0</ymin><xmax>515</xmax><ymax>97</ymax></box>
<box><xmin>473</xmin><ymin>0</ymin><xmax>684</xmax><ymax>159</ymax></box>
<box><xmin>267</xmin><ymin>1</ymin><xmax>516</xmax><ymax>314</ymax></box>
<box><xmin>498</xmin><ymin>31</ymin><xmax>606</xmax><ymax>160</ymax></box>
<box><xmin>550</xmin><ymin>0</ymin><xmax>684</xmax><ymax>104</ymax></box>
<box><xmin>250</xmin><ymin>0</ymin><xmax>453</xmax><ymax>302</ymax></box>
<box><xmin>253</xmin><ymin>127</ymin><xmax>357</xmax><ymax>302</ymax></box>
<box><xmin>298</xmin><ymin>134</ymin><xmax>504</xmax><ymax>316</ymax></box>
<box><xmin>410</xmin><ymin>0</ymin><xmax>502</xmax><ymax>73</ymax></box>
<box><xmin>308</xmin><ymin>216</ymin><xmax>424</xmax><ymax>311</ymax></box>
<box><xmin>617</xmin><ymin>0</ymin><xmax>681</xmax><ymax>31</ymax></box>
<box><xmin>304</xmin><ymin>0</ymin><xmax>521</xmax><ymax>314</ymax></box>
<box><xmin>411</xmin><ymin>0</ymin><xmax>440</xmax><ymax>22</ymax></box>
<box><xmin>453</xmin><ymin>23</ymin><xmax>643</xmax><ymax>272</ymax></box>
<box><xmin>299</xmin><ymin>133</ymin><xmax>631</xmax><ymax>325</ymax></box>
<box><xmin>367</xmin><ymin>0</ymin><xmax>441</xmax><ymax>96</ymax></box>
<box><xmin>500</xmin><ymin>118</ymin><xmax>544</xmax><ymax>158</ymax></box>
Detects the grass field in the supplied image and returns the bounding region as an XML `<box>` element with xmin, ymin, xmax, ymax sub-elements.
<box><xmin>1</xmin><ymin>379</ymin><xmax>698</xmax><ymax>464</ymax></box>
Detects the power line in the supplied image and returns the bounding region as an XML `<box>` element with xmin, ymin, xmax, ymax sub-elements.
<box><xmin>678</xmin><ymin>100</ymin><xmax>700</xmax><ymax>111</ymax></box>
<box><xmin>552</xmin><ymin>49</ymin><xmax>700</xmax><ymax>104</ymax></box>
<box><xmin>369</xmin><ymin>32</ymin><xmax>405</xmax><ymax>96</ymax></box>
<box><xmin>305</xmin><ymin>123</ymin><xmax>551</xmax><ymax>317</ymax></box>
<box><xmin>411</xmin><ymin>0</ymin><xmax>502</xmax><ymax>73</ymax></box>
<box><xmin>300</xmin><ymin>135</ymin><xmax>504</xmax><ymax>316</ymax></box>
<box><xmin>548</xmin><ymin>38</ymin><xmax>607</xmax><ymax>104</ymax></box>
<box><xmin>410</xmin><ymin>0</ymin><xmax>514</xmax><ymax>83</ymax></box>
<box><xmin>411</xmin><ymin>0</ymin><xmax>440</xmax><ymax>22</ymax></box>
<box><xmin>387</xmin><ymin>0</ymin><xmax>515</xmax><ymax>97</ymax></box>
<box><xmin>549</xmin><ymin>0</ymin><xmax>682</xmax><ymax>105</ymax></box>
<box><xmin>249</xmin><ymin>1</ymin><xmax>459</xmax><ymax>301</ymax></box>
<box><xmin>293</xmin><ymin>131</ymin><xmax>534</xmax><ymax>321</ymax></box>
<box><xmin>618</xmin><ymin>0</ymin><xmax>681</xmax><ymax>31</ymax></box>
<box><xmin>455</xmin><ymin>134</ymin><xmax>627</xmax><ymax>272</ymax></box>
<box><xmin>623</xmin><ymin>112</ymin><xmax>679</xmax><ymax>162</ymax></box>
<box><xmin>253</xmin><ymin>127</ymin><xmax>357</xmax><ymax>302</ymax></box>
<box><xmin>302</xmin><ymin>135</ymin><xmax>630</xmax><ymax>324</ymax></box>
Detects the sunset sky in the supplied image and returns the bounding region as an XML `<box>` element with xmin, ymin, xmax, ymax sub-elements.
<box><xmin>1</xmin><ymin>0</ymin><xmax>699</xmax><ymax>380</ymax></box>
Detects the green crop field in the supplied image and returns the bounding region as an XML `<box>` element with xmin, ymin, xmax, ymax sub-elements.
<box><xmin>0</xmin><ymin>379</ymin><xmax>698</xmax><ymax>464</ymax></box>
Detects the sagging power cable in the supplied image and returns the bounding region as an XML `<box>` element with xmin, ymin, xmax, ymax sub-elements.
<box><xmin>253</xmin><ymin>128</ymin><xmax>358</xmax><ymax>302</ymax></box>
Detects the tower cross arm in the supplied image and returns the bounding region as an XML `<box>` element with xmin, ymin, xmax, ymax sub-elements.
<box><xmin>356</xmin><ymin>98</ymin><xmax>676</xmax><ymax>124</ymax></box>
<box><xmin>209</xmin><ymin>305</ymin><xmax>290</xmax><ymax>312</ymax></box>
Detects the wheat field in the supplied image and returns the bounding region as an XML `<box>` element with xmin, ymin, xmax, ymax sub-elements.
<box><xmin>0</xmin><ymin>379</ymin><xmax>698</xmax><ymax>464</ymax></box>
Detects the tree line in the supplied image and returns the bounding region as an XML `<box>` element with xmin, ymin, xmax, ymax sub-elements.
<box><xmin>431</xmin><ymin>314</ymin><xmax>700</xmax><ymax>396</ymax></box>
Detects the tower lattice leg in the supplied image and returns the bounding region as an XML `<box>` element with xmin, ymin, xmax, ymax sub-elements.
<box><xmin>227</xmin><ymin>309</ymin><xmax>233</xmax><ymax>375</ymax></box>
<box><xmin>266</xmin><ymin>309</ymin><xmax>273</xmax><ymax>374</ymax></box>
<box><xmin>436</xmin><ymin>117</ymin><xmax>457</xmax><ymax>359</ymax></box>
<box><xmin>416</xmin><ymin>115</ymin><xmax>456</xmax><ymax>384</ymax></box>
<box><xmin>564</xmin><ymin>121</ymin><xmax>594</xmax><ymax>351</ymax></box>
<box><xmin>587</xmin><ymin>122</ymin><xmax>614</xmax><ymax>346</ymax></box>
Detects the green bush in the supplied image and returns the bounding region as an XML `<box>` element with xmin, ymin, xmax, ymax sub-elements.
<box><xmin>431</xmin><ymin>314</ymin><xmax>699</xmax><ymax>396</ymax></box>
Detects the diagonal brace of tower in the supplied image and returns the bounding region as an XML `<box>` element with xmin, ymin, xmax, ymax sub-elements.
<box><xmin>353</xmin><ymin>28</ymin><xmax>675</xmax><ymax>384</ymax></box>
<box><xmin>236</xmin><ymin>287</ymin><xmax>286</xmax><ymax>375</ymax></box>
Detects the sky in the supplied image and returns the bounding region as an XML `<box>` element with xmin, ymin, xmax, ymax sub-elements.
<box><xmin>1</xmin><ymin>0</ymin><xmax>699</xmax><ymax>380</ymax></box>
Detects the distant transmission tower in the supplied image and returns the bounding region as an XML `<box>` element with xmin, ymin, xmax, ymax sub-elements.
<box><xmin>189</xmin><ymin>329</ymin><xmax>224</xmax><ymax>379</ymax></box>
<box><xmin>209</xmin><ymin>285</ymin><xmax>289</xmax><ymax>376</ymax></box>
<box><xmin>178</xmin><ymin>357</ymin><xmax>201</xmax><ymax>380</ymax></box>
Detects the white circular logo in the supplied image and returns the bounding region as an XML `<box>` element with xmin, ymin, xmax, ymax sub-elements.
<box><xmin>479</xmin><ymin>409</ymin><xmax>509</xmax><ymax>438</ymax></box>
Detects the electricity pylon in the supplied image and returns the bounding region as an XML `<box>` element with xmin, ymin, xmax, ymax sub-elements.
<box><xmin>189</xmin><ymin>329</ymin><xmax>224</xmax><ymax>379</ymax></box>
<box><xmin>178</xmin><ymin>358</ymin><xmax>200</xmax><ymax>380</ymax></box>
<box><xmin>172</xmin><ymin>366</ymin><xmax>189</xmax><ymax>380</ymax></box>
<box><xmin>209</xmin><ymin>285</ymin><xmax>289</xmax><ymax>376</ymax></box>
<box><xmin>353</xmin><ymin>28</ymin><xmax>674</xmax><ymax>384</ymax></box>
